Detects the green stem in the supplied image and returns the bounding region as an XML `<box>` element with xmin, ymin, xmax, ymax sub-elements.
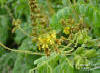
<box><xmin>18</xmin><ymin>26</ymin><xmax>32</xmax><ymax>38</ymax></box>
<box><xmin>0</xmin><ymin>42</ymin><xmax>44</xmax><ymax>55</ymax></box>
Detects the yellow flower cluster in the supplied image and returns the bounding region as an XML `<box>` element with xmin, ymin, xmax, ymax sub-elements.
<box><xmin>38</xmin><ymin>30</ymin><xmax>56</xmax><ymax>50</ymax></box>
<box><xmin>63</xmin><ymin>27</ymin><xmax>70</xmax><ymax>35</ymax></box>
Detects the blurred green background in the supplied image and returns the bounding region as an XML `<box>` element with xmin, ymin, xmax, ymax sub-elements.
<box><xmin>0</xmin><ymin>0</ymin><xmax>100</xmax><ymax>73</ymax></box>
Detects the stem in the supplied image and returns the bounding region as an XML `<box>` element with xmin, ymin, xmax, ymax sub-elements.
<box><xmin>67</xmin><ymin>0</ymin><xmax>79</xmax><ymax>22</ymax></box>
<box><xmin>18</xmin><ymin>26</ymin><xmax>32</xmax><ymax>38</ymax></box>
<box><xmin>73</xmin><ymin>0</ymin><xmax>76</xmax><ymax>5</ymax></box>
<box><xmin>0</xmin><ymin>42</ymin><xmax>44</xmax><ymax>55</ymax></box>
<box><xmin>47</xmin><ymin>0</ymin><xmax>55</xmax><ymax>16</ymax></box>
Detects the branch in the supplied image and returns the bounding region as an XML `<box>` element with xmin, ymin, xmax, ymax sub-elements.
<box><xmin>0</xmin><ymin>42</ymin><xmax>44</xmax><ymax>56</ymax></box>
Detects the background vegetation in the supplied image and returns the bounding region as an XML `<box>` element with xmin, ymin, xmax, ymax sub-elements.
<box><xmin>0</xmin><ymin>0</ymin><xmax>100</xmax><ymax>73</ymax></box>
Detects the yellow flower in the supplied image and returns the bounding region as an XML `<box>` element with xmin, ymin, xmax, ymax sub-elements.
<box><xmin>49</xmin><ymin>31</ymin><xmax>56</xmax><ymax>45</ymax></box>
<box><xmin>42</xmin><ymin>44</ymin><xmax>49</xmax><ymax>49</ymax></box>
<box><xmin>49</xmin><ymin>39</ymin><xmax>54</xmax><ymax>45</ymax></box>
<box><xmin>38</xmin><ymin>36</ymin><xmax>49</xmax><ymax>50</ymax></box>
<box><xmin>37</xmin><ymin>30</ymin><xmax>57</xmax><ymax>50</ymax></box>
<box><xmin>50</xmin><ymin>31</ymin><xmax>56</xmax><ymax>39</ymax></box>
<box><xmin>38</xmin><ymin>44</ymin><xmax>41</xmax><ymax>50</ymax></box>
<box><xmin>63</xmin><ymin>27</ymin><xmax>70</xmax><ymax>35</ymax></box>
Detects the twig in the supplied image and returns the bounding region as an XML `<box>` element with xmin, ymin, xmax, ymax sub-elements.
<box><xmin>0</xmin><ymin>42</ymin><xmax>44</xmax><ymax>56</ymax></box>
<box><xmin>18</xmin><ymin>26</ymin><xmax>33</xmax><ymax>38</ymax></box>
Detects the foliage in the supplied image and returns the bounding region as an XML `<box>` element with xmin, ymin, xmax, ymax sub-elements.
<box><xmin>0</xmin><ymin>0</ymin><xmax>100</xmax><ymax>73</ymax></box>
